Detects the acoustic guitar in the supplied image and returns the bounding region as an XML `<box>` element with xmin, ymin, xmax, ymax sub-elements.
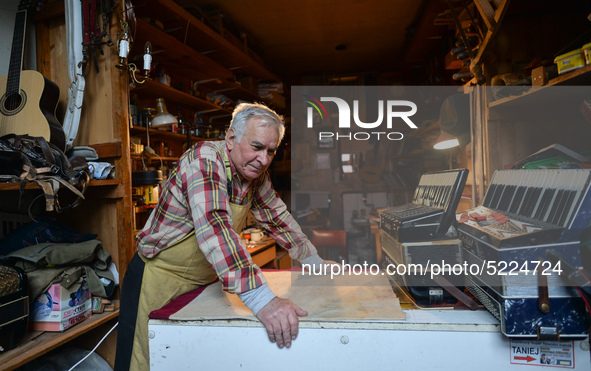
<box><xmin>0</xmin><ymin>0</ymin><xmax>65</xmax><ymax>150</ymax></box>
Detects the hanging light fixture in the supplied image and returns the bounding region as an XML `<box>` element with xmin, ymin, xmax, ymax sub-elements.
<box><xmin>151</xmin><ymin>98</ymin><xmax>178</xmax><ymax>128</ymax></box>
<box><xmin>434</xmin><ymin>94</ymin><xmax>471</xmax><ymax>150</ymax></box>
<box><xmin>433</xmin><ymin>131</ymin><xmax>460</xmax><ymax>150</ymax></box>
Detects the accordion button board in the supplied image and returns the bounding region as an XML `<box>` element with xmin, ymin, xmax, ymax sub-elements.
<box><xmin>458</xmin><ymin>169</ymin><xmax>591</xmax><ymax>339</ymax></box>
<box><xmin>380</xmin><ymin>169</ymin><xmax>469</xmax><ymax>243</ymax></box>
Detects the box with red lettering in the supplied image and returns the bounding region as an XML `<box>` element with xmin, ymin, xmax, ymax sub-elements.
<box><xmin>30</xmin><ymin>276</ymin><xmax>92</xmax><ymax>332</ymax></box>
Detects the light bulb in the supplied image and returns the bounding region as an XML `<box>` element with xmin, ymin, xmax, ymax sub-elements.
<box><xmin>143</xmin><ymin>41</ymin><xmax>152</xmax><ymax>71</ymax></box>
<box><xmin>118</xmin><ymin>30</ymin><xmax>130</xmax><ymax>59</ymax></box>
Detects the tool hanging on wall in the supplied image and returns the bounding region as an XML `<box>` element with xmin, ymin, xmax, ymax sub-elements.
<box><xmin>62</xmin><ymin>0</ymin><xmax>120</xmax><ymax>150</ymax></box>
<box><xmin>81</xmin><ymin>0</ymin><xmax>118</xmax><ymax>75</ymax></box>
<box><xmin>445</xmin><ymin>0</ymin><xmax>486</xmax><ymax>85</ymax></box>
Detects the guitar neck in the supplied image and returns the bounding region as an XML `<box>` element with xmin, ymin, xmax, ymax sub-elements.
<box><xmin>6</xmin><ymin>9</ymin><xmax>27</xmax><ymax>96</ymax></box>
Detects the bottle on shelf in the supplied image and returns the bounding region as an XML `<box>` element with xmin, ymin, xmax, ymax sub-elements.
<box><xmin>173</xmin><ymin>106</ymin><xmax>183</xmax><ymax>134</ymax></box>
<box><xmin>129</xmin><ymin>95</ymin><xmax>138</xmax><ymax>127</ymax></box>
<box><xmin>179</xmin><ymin>121</ymin><xmax>187</xmax><ymax>135</ymax></box>
<box><xmin>195</xmin><ymin>112</ymin><xmax>204</xmax><ymax>137</ymax></box>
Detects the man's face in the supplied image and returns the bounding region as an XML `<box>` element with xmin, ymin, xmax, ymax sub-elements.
<box><xmin>227</xmin><ymin>118</ymin><xmax>280</xmax><ymax>181</ymax></box>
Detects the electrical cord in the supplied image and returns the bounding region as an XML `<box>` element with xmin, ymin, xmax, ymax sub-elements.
<box><xmin>67</xmin><ymin>321</ymin><xmax>119</xmax><ymax>371</ymax></box>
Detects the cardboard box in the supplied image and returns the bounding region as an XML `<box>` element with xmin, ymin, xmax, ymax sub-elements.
<box><xmin>30</xmin><ymin>277</ymin><xmax>92</xmax><ymax>332</ymax></box>
<box><xmin>554</xmin><ymin>49</ymin><xmax>584</xmax><ymax>75</ymax></box>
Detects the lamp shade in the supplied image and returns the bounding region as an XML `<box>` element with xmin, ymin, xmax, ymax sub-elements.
<box><xmin>433</xmin><ymin>130</ymin><xmax>460</xmax><ymax>150</ymax></box>
<box><xmin>151</xmin><ymin>98</ymin><xmax>178</xmax><ymax>128</ymax></box>
<box><xmin>439</xmin><ymin>94</ymin><xmax>470</xmax><ymax>147</ymax></box>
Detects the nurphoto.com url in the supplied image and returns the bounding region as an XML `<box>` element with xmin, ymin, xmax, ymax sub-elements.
<box><xmin>301</xmin><ymin>260</ymin><xmax>563</xmax><ymax>280</ymax></box>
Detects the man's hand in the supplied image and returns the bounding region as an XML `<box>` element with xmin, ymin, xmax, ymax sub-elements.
<box><xmin>256</xmin><ymin>297</ymin><xmax>307</xmax><ymax>349</ymax></box>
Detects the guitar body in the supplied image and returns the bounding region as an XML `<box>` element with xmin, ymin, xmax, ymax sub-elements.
<box><xmin>0</xmin><ymin>70</ymin><xmax>65</xmax><ymax>150</ymax></box>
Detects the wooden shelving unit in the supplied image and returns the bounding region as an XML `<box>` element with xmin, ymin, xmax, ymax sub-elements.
<box><xmin>134</xmin><ymin>19</ymin><xmax>233</xmax><ymax>82</ymax></box>
<box><xmin>468</xmin><ymin>0</ymin><xmax>591</xmax><ymax>200</ymax></box>
<box><xmin>3</xmin><ymin>0</ymin><xmax>283</xmax><ymax>368</ymax></box>
<box><xmin>0</xmin><ymin>1</ymin><xmax>134</xmax><ymax>367</ymax></box>
<box><xmin>134</xmin><ymin>0</ymin><xmax>280</xmax><ymax>82</ymax></box>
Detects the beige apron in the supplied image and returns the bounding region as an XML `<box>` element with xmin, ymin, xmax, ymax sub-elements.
<box><xmin>130</xmin><ymin>153</ymin><xmax>252</xmax><ymax>370</ymax></box>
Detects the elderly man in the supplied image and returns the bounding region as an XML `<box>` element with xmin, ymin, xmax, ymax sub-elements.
<box><xmin>115</xmin><ymin>103</ymin><xmax>328</xmax><ymax>370</ymax></box>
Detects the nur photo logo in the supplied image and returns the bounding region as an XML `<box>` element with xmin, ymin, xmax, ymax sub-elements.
<box><xmin>303</xmin><ymin>95</ymin><xmax>418</xmax><ymax>141</ymax></box>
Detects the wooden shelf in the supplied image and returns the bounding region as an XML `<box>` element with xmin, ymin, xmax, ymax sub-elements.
<box><xmin>135</xmin><ymin>204</ymin><xmax>157</xmax><ymax>213</ymax></box>
<box><xmin>201</xmin><ymin>78</ymin><xmax>276</xmax><ymax>107</ymax></box>
<box><xmin>133</xmin><ymin>19</ymin><xmax>233</xmax><ymax>83</ymax></box>
<box><xmin>129</xmin><ymin>125</ymin><xmax>220</xmax><ymax>142</ymax></box>
<box><xmin>134</xmin><ymin>0</ymin><xmax>280</xmax><ymax>82</ymax></box>
<box><xmin>0</xmin><ymin>310</ymin><xmax>119</xmax><ymax>371</ymax></box>
<box><xmin>546</xmin><ymin>63</ymin><xmax>591</xmax><ymax>86</ymax></box>
<box><xmin>487</xmin><ymin>64</ymin><xmax>591</xmax><ymax>119</ymax></box>
<box><xmin>132</xmin><ymin>19</ymin><xmax>275</xmax><ymax>106</ymax></box>
<box><xmin>0</xmin><ymin>179</ymin><xmax>120</xmax><ymax>192</ymax></box>
<box><xmin>132</xmin><ymin>16</ymin><xmax>280</xmax><ymax>109</ymax></box>
<box><xmin>132</xmin><ymin>80</ymin><xmax>232</xmax><ymax>116</ymax></box>
<box><xmin>131</xmin><ymin>154</ymin><xmax>179</xmax><ymax>162</ymax></box>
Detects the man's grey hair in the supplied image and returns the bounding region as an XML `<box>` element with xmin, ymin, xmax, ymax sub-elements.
<box><xmin>229</xmin><ymin>103</ymin><xmax>285</xmax><ymax>143</ymax></box>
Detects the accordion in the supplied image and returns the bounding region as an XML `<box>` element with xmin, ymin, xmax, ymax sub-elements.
<box><xmin>0</xmin><ymin>264</ymin><xmax>29</xmax><ymax>352</ymax></box>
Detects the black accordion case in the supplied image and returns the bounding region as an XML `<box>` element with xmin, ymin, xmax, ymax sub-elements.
<box><xmin>0</xmin><ymin>264</ymin><xmax>29</xmax><ymax>352</ymax></box>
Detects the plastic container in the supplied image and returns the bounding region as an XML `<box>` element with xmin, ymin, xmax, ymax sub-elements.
<box><xmin>554</xmin><ymin>49</ymin><xmax>585</xmax><ymax>74</ymax></box>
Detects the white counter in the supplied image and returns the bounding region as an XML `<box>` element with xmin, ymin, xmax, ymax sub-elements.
<box><xmin>148</xmin><ymin>308</ymin><xmax>591</xmax><ymax>370</ymax></box>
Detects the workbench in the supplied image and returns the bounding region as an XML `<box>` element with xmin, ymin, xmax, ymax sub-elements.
<box><xmin>245</xmin><ymin>237</ymin><xmax>276</xmax><ymax>268</ymax></box>
<box><xmin>147</xmin><ymin>271</ymin><xmax>591</xmax><ymax>370</ymax></box>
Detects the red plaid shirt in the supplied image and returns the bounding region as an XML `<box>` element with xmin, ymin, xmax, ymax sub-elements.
<box><xmin>137</xmin><ymin>141</ymin><xmax>316</xmax><ymax>294</ymax></box>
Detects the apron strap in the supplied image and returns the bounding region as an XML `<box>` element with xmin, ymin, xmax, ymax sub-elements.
<box><xmin>223</xmin><ymin>148</ymin><xmax>253</xmax><ymax>204</ymax></box>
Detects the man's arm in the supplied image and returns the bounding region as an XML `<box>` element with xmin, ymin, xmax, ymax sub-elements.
<box><xmin>249</xmin><ymin>174</ymin><xmax>326</xmax><ymax>264</ymax></box>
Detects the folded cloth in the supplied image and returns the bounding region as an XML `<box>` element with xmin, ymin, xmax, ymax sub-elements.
<box><xmin>5</xmin><ymin>240</ymin><xmax>115</xmax><ymax>299</ymax></box>
<box><xmin>67</xmin><ymin>146</ymin><xmax>99</xmax><ymax>161</ymax></box>
<box><xmin>88</xmin><ymin>162</ymin><xmax>114</xmax><ymax>180</ymax></box>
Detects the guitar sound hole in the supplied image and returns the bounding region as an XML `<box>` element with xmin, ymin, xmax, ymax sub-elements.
<box><xmin>1</xmin><ymin>91</ymin><xmax>26</xmax><ymax>116</ymax></box>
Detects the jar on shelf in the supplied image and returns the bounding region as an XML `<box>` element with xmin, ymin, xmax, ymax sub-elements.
<box><xmin>140</xmin><ymin>107</ymin><xmax>156</xmax><ymax>127</ymax></box>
